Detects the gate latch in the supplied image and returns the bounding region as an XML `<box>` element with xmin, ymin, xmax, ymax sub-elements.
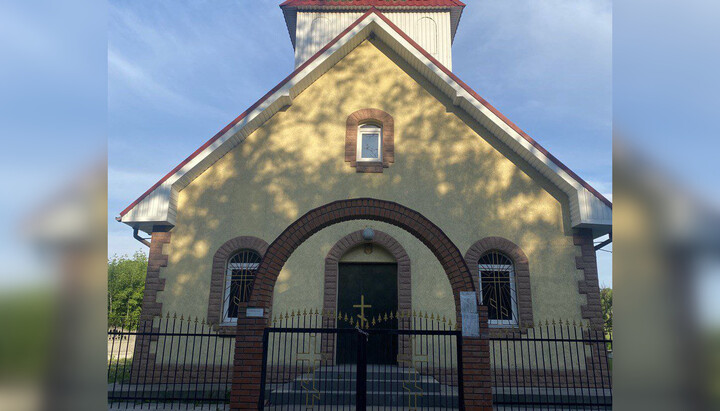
<box><xmin>356</xmin><ymin>326</ymin><xmax>369</xmax><ymax>341</ymax></box>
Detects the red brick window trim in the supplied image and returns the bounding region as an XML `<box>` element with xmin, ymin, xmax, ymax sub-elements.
<box><xmin>465</xmin><ymin>237</ymin><xmax>534</xmax><ymax>335</ymax></box>
<box><xmin>208</xmin><ymin>236</ymin><xmax>269</xmax><ymax>333</ymax></box>
<box><xmin>345</xmin><ymin>108</ymin><xmax>394</xmax><ymax>173</ymax></box>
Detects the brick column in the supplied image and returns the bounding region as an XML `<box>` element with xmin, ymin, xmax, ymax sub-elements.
<box><xmin>461</xmin><ymin>305</ymin><xmax>493</xmax><ymax>410</ymax></box>
<box><xmin>230</xmin><ymin>314</ymin><xmax>266</xmax><ymax>410</ymax></box>
<box><xmin>573</xmin><ymin>228</ymin><xmax>604</xmax><ymax>330</ymax></box>
<box><xmin>131</xmin><ymin>227</ymin><xmax>171</xmax><ymax>383</ymax></box>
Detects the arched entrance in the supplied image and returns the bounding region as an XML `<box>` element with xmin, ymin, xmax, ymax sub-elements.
<box><xmin>324</xmin><ymin>230</ymin><xmax>411</xmax><ymax>365</ymax></box>
<box><xmin>230</xmin><ymin>198</ymin><xmax>492</xmax><ymax>410</ymax></box>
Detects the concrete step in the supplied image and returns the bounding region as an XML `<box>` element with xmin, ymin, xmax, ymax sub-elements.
<box><xmin>493</xmin><ymin>387</ymin><xmax>612</xmax><ymax>408</ymax></box>
<box><xmin>284</xmin><ymin>378</ymin><xmax>447</xmax><ymax>392</ymax></box>
<box><xmin>264</xmin><ymin>390</ymin><xmax>459</xmax><ymax>407</ymax></box>
<box><xmin>263</xmin><ymin>366</ymin><xmax>459</xmax><ymax>407</ymax></box>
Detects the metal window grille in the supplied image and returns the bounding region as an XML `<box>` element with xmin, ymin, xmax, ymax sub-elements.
<box><xmin>479</xmin><ymin>251</ymin><xmax>519</xmax><ymax>326</ymax></box>
<box><xmin>223</xmin><ymin>249</ymin><xmax>261</xmax><ymax>323</ymax></box>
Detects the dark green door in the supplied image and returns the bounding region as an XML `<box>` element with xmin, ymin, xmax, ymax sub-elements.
<box><xmin>336</xmin><ymin>263</ymin><xmax>398</xmax><ymax>364</ymax></box>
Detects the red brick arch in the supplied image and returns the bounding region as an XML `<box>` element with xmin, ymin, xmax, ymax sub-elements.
<box><xmin>231</xmin><ymin>198</ymin><xmax>492</xmax><ymax>410</ymax></box>
<box><xmin>250</xmin><ymin>198</ymin><xmax>474</xmax><ymax>315</ymax></box>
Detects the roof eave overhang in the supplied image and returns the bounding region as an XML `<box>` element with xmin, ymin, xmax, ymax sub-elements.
<box><xmin>281</xmin><ymin>6</ymin><xmax>298</xmax><ymax>49</ymax></box>
<box><xmin>119</xmin><ymin>9</ymin><xmax>612</xmax><ymax>238</ymax></box>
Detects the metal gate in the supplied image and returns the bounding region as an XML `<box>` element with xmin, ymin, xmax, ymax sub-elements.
<box><xmin>258</xmin><ymin>326</ymin><xmax>463</xmax><ymax>410</ymax></box>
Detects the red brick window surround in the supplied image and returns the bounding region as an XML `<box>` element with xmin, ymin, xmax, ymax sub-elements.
<box><xmin>465</xmin><ymin>237</ymin><xmax>534</xmax><ymax>333</ymax></box>
<box><xmin>208</xmin><ymin>236</ymin><xmax>269</xmax><ymax>331</ymax></box>
<box><xmin>345</xmin><ymin>108</ymin><xmax>394</xmax><ymax>173</ymax></box>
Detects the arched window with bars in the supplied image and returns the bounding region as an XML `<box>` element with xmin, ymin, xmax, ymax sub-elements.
<box><xmin>223</xmin><ymin>249</ymin><xmax>262</xmax><ymax>323</ymax></box>
<box><xmin>478</xmin><ymin>251</ymin><xmax>519</xmax><ymax>327</ymax></box>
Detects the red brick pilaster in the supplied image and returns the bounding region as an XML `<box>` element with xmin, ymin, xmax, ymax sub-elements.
<box><xmin>461</xmin><ymin>305</ymin><xmax>493</xmax><ymax>410</ymax></box>
<box><xmin>230</xmin><ymin>315</ymin><xmax>266</xmax><ymax>410</ymax></box>
<box><xmin>573</xmin><ymin>228</ymin><xmax>604</xmax><ymax>330</ymax></box>
<box><xmin>139</xmin><ymin>228</ymin><xmax>171</xmax><ymax>322</ymax></box>
<box><xmin>131</xmin><ymin>227</ymin><xmax>171</xmax><ymax>383</ymax></box>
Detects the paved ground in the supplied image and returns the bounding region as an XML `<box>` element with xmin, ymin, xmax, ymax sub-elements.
<box><xmin>109</xmin><ymin>404</ymin><xmax>609</xmax><ymax>410</ymax></box>
<box><xmin>109</xmin><ymin>404</ymin><xmax>227</xmax><ymax>410</ymax></box>
<box><xmin>109</xmin><ymin>406</ymin><xmax>461</xmax><ymax>410</ymax></box>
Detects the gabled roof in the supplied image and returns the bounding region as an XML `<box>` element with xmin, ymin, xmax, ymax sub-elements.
<box><xmin>118</xmin><ymin>8</ymin><xmax>612</xmax><ymax>237</ymax></box>
<box><xmin>280</xmin><ymin>0</ymin><xmax>466</xmax><ymax>48</ymax></box>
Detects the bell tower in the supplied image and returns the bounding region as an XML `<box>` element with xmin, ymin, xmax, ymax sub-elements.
<box><xmin>280</xmin><ymin>0</ymin><xmax>465</xmax><ymax>70</ymax></box>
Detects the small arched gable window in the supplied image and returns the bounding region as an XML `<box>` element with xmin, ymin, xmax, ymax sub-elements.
<box><xmin>357</xmin><ymin>123</ymin><xmax>382</xmax><ymax>162</ymax></box>
<box><xmin>345</xmin><ymin>108</ymin><xmax>394</xmax><ymax>173</ymax></box>
<box><xmin>223</xmin><ymin>249</ymin><xmax>262</xmax><ymax>323</ymax></box>
<box><xmin>478</xmin><ymin>251</ymin><xmax>519</xmax><ymax>327</ymax></box>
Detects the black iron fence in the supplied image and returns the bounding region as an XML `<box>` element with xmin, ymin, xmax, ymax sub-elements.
<box><xmin>107</xmin><ymin>314</ymin><xmax>235</xmax><ymax>409</ymax></box>
<box><xmin>108</xmin><ymin>312</ymin><xmax>611</xmax><ymax>409</ymax></box>
<box><xmin>489</xmin><ymin>321</ymin><xmax>613</xmax><ymax>409</ymax></box>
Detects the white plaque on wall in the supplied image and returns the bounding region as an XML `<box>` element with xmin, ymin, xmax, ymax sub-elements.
<box><xmin>459</xmin><ymin>291</ymin><xmax>479</xmax><ymax>337</ymax></box>
<box><xmin>246</xmin><ymin>307</ymin><xmax>264</xmax><ymax>318</ymax></box>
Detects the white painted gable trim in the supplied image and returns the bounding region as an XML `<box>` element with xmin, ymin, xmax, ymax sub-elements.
<box><xmin>119</xmin><ymin>11</ymin><xmax>611</xmax><ymax>237</ymax></box>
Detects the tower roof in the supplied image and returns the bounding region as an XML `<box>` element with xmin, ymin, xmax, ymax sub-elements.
<box><xmin>280</xmin><ymin>1</ymin><xmax>466</xmax><ymax>48</ymax></box>
<box><xmin>280</xmin><ymin>0</ymin><xmax>465</xmax><ymax>7</ymax></box>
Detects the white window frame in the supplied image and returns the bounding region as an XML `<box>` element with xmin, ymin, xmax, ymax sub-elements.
<box><xmin>478</xmin><ymin>263</ymin><xmax>519</xmax><ymax>327</ymax></box>
<box><xmin>356</xmin><ymin>123</ymin><xmax>382</xmax><ymax>162</ymax></box>
<box><xmin>222</xmin><ymin>261</ymin><xmax>260</xmax><ymax>324</ymax></box>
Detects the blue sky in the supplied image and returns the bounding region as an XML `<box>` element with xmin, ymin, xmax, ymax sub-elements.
<box><xmin>108</xmin><ymin>0</ymin><xmax>612</xmax><ymax>286</ymax></box>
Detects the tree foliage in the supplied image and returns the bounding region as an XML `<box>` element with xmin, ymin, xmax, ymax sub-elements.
<box><xmin>108</xmin><ymin>251</ymin><xmax>148</xmax><ymax>327</ymax></box>
<box><xmin>600</xmin><ymin>286</ymin><xmax>613</xmax><ymax>336</ymax></box>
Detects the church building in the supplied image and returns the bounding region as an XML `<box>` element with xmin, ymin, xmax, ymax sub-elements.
<box><xmin>116</xmin><ymin>1</ymin><xmax>612</xmax><ymax>409</ymax></box>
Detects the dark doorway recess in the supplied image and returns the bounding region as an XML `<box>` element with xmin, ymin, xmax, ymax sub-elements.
<box><xmin>337</xmin><ymin>262</ymin><xmax>398</xmax><ymax>364</ymax></box>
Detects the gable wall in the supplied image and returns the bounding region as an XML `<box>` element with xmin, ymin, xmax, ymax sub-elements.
<box><xmin>155</xmin><ymin>40</ymin><xmax>586</xmax><ymax>325</ymax></box>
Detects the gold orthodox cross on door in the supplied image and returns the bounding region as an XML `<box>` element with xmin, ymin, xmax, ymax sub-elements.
<box><xmin>353</xmin><ymin>294</ymin><xmax>372</xmax><ymax>328</ymax></box>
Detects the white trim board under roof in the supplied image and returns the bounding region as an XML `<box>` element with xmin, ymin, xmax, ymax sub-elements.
<box><xmin>118</xmin><ymin>9</ymin><xmax>612</xmax><ymax>238</ymax></box>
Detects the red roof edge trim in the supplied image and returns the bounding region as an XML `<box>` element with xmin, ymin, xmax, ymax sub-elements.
<box><xmin>370</xmin><ymin>11</ymin><xmax>612</xmax><ymax>209</ymax></box>
<box><xmin>119</xmin><ymin>8</ymin><xmax>376</xmax><ymax>218</ymax></box>
<box><xmin>121</xmin><ymin>6</ymin><xmax>609</xmax><ymax>219</ymax></box>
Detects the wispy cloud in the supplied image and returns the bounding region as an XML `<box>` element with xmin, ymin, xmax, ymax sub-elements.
<box><xmin>108</xmin><ymin>167</ymin><xmax>162</xmax><ymax>206</ymax></box>
<box><xmin>586</xmin><ymin>180</ymin><xmax>613</xmax><ymax>202</ymax></box>
<box><xmin>455</xmin><ymin>0</ymin><xmax>611</xmax><ymax>126</ymax></box>
<box><xmin>108</xmin><ymin>48</ymin><xmax>226</xmax><ymax>118</ymax></box>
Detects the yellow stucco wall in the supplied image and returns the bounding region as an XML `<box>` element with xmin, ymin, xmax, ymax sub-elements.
<box><xmin>156</xmin><ymin>39</ymin><xmax>585</xmax><ymax>327</ymax></box>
